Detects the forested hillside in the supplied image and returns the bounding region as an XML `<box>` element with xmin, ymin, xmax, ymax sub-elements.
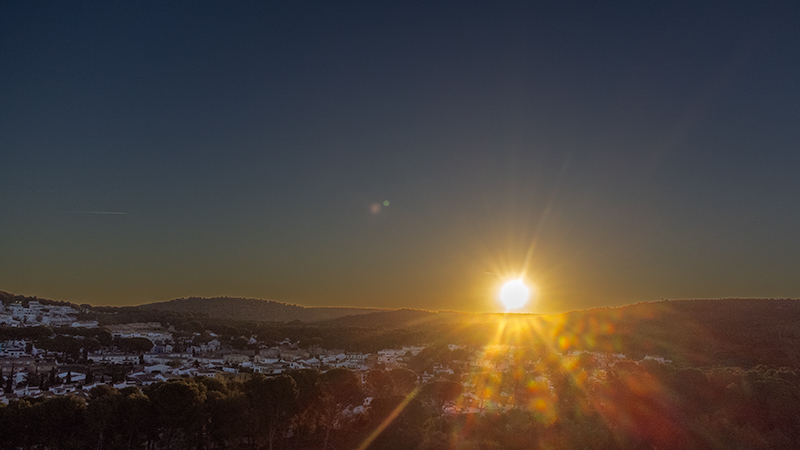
<box><xmin>558</xmin><ymin>299</ymin><xmax>800</xmax><ymax>368</ymax></box>
<box><xmin>3</xmin><ymin>290</ymin><xmax>799</xmax><ymax>367</ymax></box>
<box><xmin>138</xmin><ymin>296</ymin><xmax>386</xmax><ymax>323</ymax></box>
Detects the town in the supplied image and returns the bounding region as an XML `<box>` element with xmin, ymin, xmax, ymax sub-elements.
<box><xmin>1</xmin><ymin>299</ymin><xmax>643</xmax><ymax>410</ymax></box>
<box><xmin>3</xmin><ymin>298</ymin><xmax>800</xmax><ymax>449</ymax></box>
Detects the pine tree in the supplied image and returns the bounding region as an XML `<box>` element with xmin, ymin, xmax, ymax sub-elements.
<box><xmin>4</xmin><ymin>370</ymin><xmax>13</xmax><ymax>393</ymax></box>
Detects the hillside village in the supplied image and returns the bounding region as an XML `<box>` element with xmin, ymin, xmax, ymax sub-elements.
<box><xmin>0</xmin><ymin>300</ymin><xmax>641</xmax><ymax>413</ymax></box>
<box><xmin>0</xmin><ymin>301</ymin><xmax>97</xmax><ymax>328</ymax></box>
<box><xmin>3</xmin><ymin>297</ymin><xmax>800</xmax><ymax>449</ymax></box>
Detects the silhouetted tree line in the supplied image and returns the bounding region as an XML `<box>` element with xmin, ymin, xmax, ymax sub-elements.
<box><xmin>0</xmin><ymin>368</ymin><xmax>367</xmax><ymax>450</ymax></box>
<box><xmin>0</xmin><ymin>326</ymin><xmax>55</xmax><ymax>341</ymax></box>
<box><xmin>89</xmin><ymin>306</ymin><xmax>205</xmax><ymax>328</ymax></box>
<box><xmin>30</xmin><ymin>333</ymin><xmax>149</xmax><ymax>363</ymax></box>
<box><xmin>0</xmin><ymin>326</ymin><xmax>112</xmax><ymax>345</ymax></box>
<box><xmin>3</xmin><ymin>363</ymin><xmax>800</xmax><ymax>449</ymax></box>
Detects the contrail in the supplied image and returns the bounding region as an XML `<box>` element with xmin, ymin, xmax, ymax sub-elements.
<box><xmin>58</xmin><ymin>211</ymin><xmax>128</xmax><ymax>215</ymax></box>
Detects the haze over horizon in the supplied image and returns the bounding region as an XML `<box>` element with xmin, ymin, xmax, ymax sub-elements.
<box><xmin>2</xmin><ymin>2</ymin><xmax>799</xmax><ymax>314</ymax></box>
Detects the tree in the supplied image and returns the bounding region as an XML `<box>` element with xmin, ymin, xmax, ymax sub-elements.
<box><xmin>116</xmin><ymin>337</ymin><xmax>154</xmax><ymax>354</ymax></box>
<box><xmin>390</xmin><ymin>368</ymin><xmax>419</xmax><ymax>396</ymax></box>
<box><xmin>319</xmin><ymin>368</ymin><xmax>365</xmax><ymax>449</ymax></box>
<box><xmin>5</xmin><ymin>367</ymin><xmax>14</xmax><ymax>393</ymax></box>
<box><xmin>419</xmin><ymin>380</ymin><xmax>462</xmax><ymax>416</ymax></box>
<box><xmin>87</xmin><ymin>385</ymin><xmax>152</xmax><ymax>450</ymax></box>
<box><xmin>288</xmin><ymin>369</ymin><xmax>323</xmax><ymax>436</ymax></box>
<box><xmin>366</xmin><ymin>369</ymin><xmax>392</xmax><ymax>398</ymax></box>
<box><xmin>116</xmin><ymin>387</ymin><xmax>153</xmax><ymax>450</ymax></box>
<box><xmin>364</xmin><ymin>395</ymin><xmax>428</xmax><ymax>449</ymax></box>
<box><xmin>245</xmin><ymin>374</ymin><xmax>299</xmax><ymax>450</ymax></box>
<box><xmin>367</xmin><ymin>368</ymin><xmax>418</xmax><ymax>398</ymax></box>
<box><xmin>87</xmin><ymin>386</ymin><xmax>118</xmax><ymax>450</ymax></box>
<box><xmin>2</xmin><ymin>399</ymin><xmax>37</xmax><ymax>448</ymax></box>
<box><xmin>37</xmin><ymin>396</ymin><xmax>88</xmax><ymax>449</ymax></box>
<box><xmin>231</xmin><ymin>336</ymin><xmax>249</xmax><ymax>350</ymax></box>
<box><xmin>37</xmin><ymin>335</ymin><xmax>83</xmax><ymax>360</ymax></box>
<box><xmin>145</xmin><ymin>380</ymin><xmax>205</xmax><ymax>448</ymax></box>
<box><xmin>203</xmin><ymin>389</ymin><xmax>248</xmax><ymax>448</ymax></box>
<box><xmin>26</xmin><ymin>370</ymin><xmax>41</xmax><ymax>388</ymax></box>
<box><xmin>83</xmin><ymin>337</ymin><xmax>102</xmax><ymax>353</ymax></box>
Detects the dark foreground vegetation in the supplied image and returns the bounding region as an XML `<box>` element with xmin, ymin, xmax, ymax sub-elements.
<box><xmin>2</xmin><ymin>362</ymin><xmax>800</xmax><ymax>450</ymax></box>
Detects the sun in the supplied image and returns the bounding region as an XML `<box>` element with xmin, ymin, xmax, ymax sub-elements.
<box><xmin>500</xmin><ymin>279</ymin><xmax>530</xmax><ymax>310</ymax></box>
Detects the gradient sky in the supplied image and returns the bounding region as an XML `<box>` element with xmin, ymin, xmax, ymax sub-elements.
<box><xmin>2</xmin><ymin>2</ymin><xmax>799</xmax><ymax>313</ymax></box>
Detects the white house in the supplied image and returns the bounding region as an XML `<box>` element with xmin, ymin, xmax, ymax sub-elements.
<box><xmin>88</xmin><ymin>353</ymin><xmax>139</xmax><ymax>364</ymax></box>
<box><xmin>144</xmin><ymin>364</ymin><xmax>172</xmax><ymax>373</ymax></box>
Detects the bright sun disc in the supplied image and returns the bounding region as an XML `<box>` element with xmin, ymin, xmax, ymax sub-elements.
<box><xmin>500</xmin><ymin>279</ymin><xmax>529</xmax><ymax>310</ymax></box>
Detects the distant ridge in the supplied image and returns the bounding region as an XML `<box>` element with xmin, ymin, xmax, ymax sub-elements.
<box><xmin>319</xmin><ymin>308</ymin><xmax>443</xmax><ymax>328</ymax></box>
<box><xmin>137</xmin><ymin>296</ymin><xmax>388</xmax><ymax>323</ymax></box>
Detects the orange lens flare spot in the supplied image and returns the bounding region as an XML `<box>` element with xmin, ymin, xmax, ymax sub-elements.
<box><xmin>558</xmin><ymin>335</ymin><xmax>570</xmax><ymax>351</ymax></box>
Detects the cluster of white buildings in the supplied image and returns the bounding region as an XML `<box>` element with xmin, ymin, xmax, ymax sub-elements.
<box><xmin>163</xmin><ymin>344</ymin><xmax>392</xmax><ymax>376</ymax></box>
<box><xmin>2</xmin><ymin>314</ymin><xmax>664</xmax><ymax>414</ymax></box>
<box><xmin>0</xmin><ymin>301</ymin><xmax>98</xmax><ymax>328</ymax></box>
<box><xmin>0</xmin><ymin>338</ymin><xmax>428</xmax><ymax>403</ymax></box>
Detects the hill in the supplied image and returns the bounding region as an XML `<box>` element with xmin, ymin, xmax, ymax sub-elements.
<box><xmin>5</xmin><ymin>289</ymin><xmax>800</xmax><ymax>367</ymax></box>
<box><xmin>316</xmin><ymin>298</ymin><xmax>800</xmax><ymax>368</ymax></box>
<box><xmin>319</xmin><ymin>308</ymin><xmax>445</xmax><ymax>328</ymax></box>
<box><xmin>319</xmin><ymin>308</ymin><xmax>527</xmax><ymax>328</ymax></box>
<box><xmin>551</xmin><ymin>298</ymin><xmax>800</xmax><ymax>367</ymax></box>
<box><xmin>137</xmin><ymin>296</ymin><xmax>388</xmax><ymax>323</ymax></box>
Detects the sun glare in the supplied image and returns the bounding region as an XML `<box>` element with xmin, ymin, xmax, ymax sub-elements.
<box><xmin>500</xmin><ymin>279</ymin><xmax>530</xmax><ymax>310</ymax></box>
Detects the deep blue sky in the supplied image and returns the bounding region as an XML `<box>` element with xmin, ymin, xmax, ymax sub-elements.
<box><xmin>2</xmin><ymin>2</ymin><xmax>798</xmax><ymax>312</ymax></box>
